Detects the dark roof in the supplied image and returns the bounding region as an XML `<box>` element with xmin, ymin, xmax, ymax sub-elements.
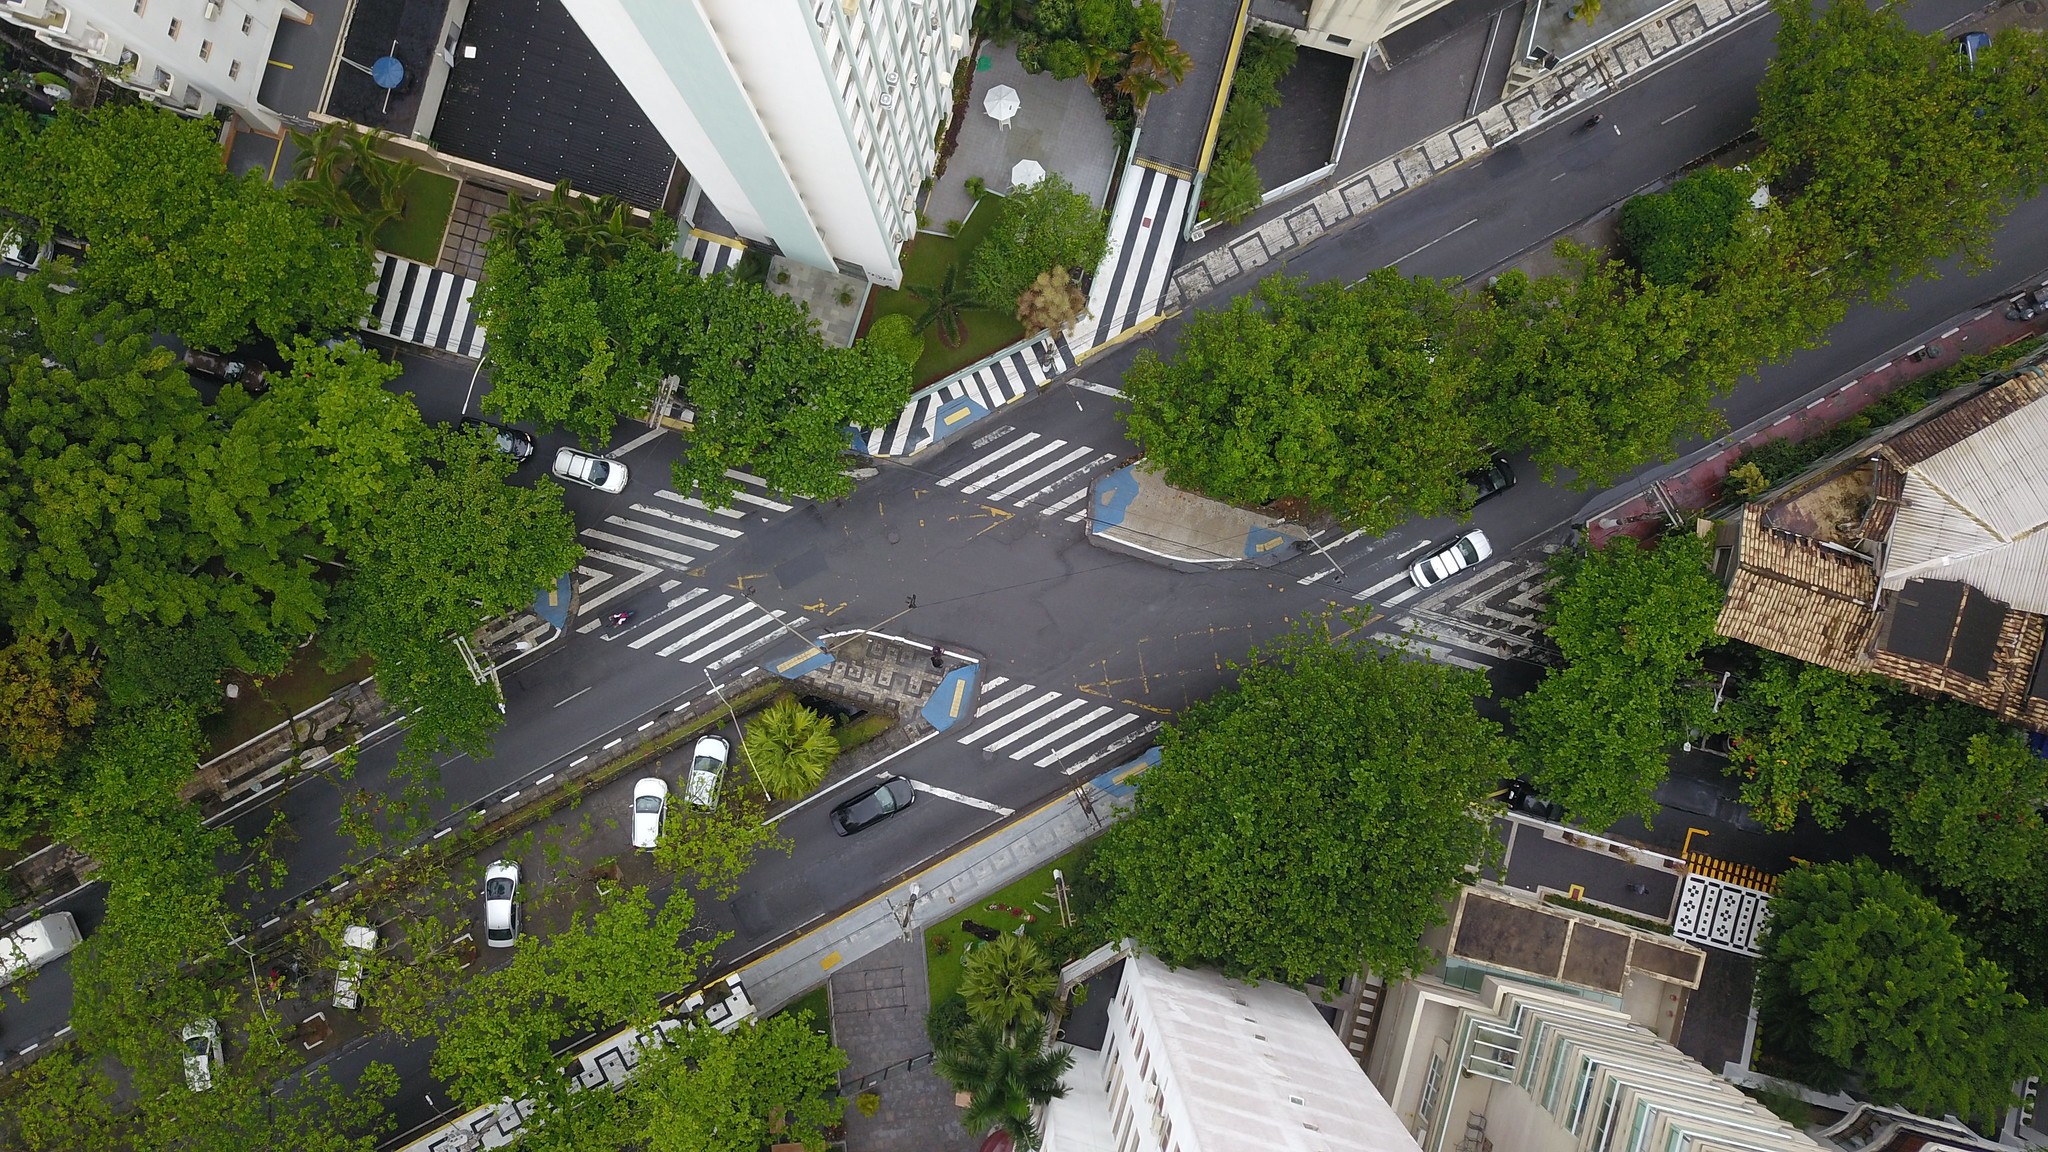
<box><xmin>326</xmin><ymin>0</ymin><xmax>450</xmax><ymax>135</ymax></box>
<box><xmin>1878</xmin><ymin>579</ymin><xmax>2007</xmax><ymax>682</ymax></box>
<box><xmin>1057</xmin><ymin>959</ymin><xmax>1124</xmax><ymax>1052</ymax></box>
<box><xmin>431</xmin><ymin>0</ymin><xmax>676</xmax><ymax>209</ymax></box>
<box><xmin>1249</xmin><ymin>0</ymin><xmax>1310</xmax><ymax>29</ymax></box>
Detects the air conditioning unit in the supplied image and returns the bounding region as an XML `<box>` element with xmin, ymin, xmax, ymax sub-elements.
<box><xmin>886</xmin><ymin>71</ymin><xmax>898</xmax><ymax>86</ymax></box>
<box><xmin>879</xmin><ymin>90</ymin><xmax>896</xmax><ymax>108</ymax></box>
<box><xmin>202</xmin><ymin>0</ymin><xmax>219</xmax><ymax>18</ymax></box>
<box><xmin>918</xmin><ymin>34</ymin><xmax>933</xmax><ymax>54</ymax></box>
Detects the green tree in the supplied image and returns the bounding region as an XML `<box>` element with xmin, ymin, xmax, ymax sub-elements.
<box><xmin>960</xmin><ymin>933</ymin><xmax>1057</xmax><ymax>1033</ymax></box>
<box><xmin>935</xmin><ymin>1020</ymin><xmax>1074</xmax><ymax>1149</ymax></box>
<box><xmin>740</xmin><ymin>698</ymin><xmax>840</xmax><ymax>799</ymax></box>
<box><xmin>967</xmin><ymin>174</ymin><xmax>1110</xmax><ymax>307</ymax></box>
<box><xmin>1090</xmin><ymin>615</ymin><xmax>1508</xmax><ymax>985</ymax></box>
<box><xmin>0</xmin><ymin>104</ymin><xmax>371</xmax><ymax>349</ymax></box>
<box><xmin>1866</xmin><ymin>708</ymin><xmax>2048</xmax><ymax>904</ymax></box>
<box><xmin>1618</xmin><ymin>167</ymin><xmax>1756</xmax><ymax>287</ymax></box>
<box><xmin>1757</xmin><ymin>860</ymin><xmax>2048</xmax><ymax>1123</ymax></box>
<box><xmin>629</xmin><ymin>1014</ymin><xmax>848</xmax><ymax>1152</ymax></box>
<box><xmin>1754</xmin><ymin>0</ymin><xmax>2048</xmax><ymax>301</ymax></box>
<box><xmin>654</xmin><ymin>792</ymin><xmax>792</xmax><ymax>900</ymax></box>
<box><xmin>1722</xmin><ymin>654</ymin><xmax>1895</xmax><ymax>832</ymax></box>
<box><xmin>1510</xmin><ymin>535</ymin><xmax>1724</xmax><ymax>829</ymax></box>
<box><xmin>863</xmin><ymin>312</ymin><xmax>925</xmax><ymax>371</ymax></box>
<box><xmin>1120</xmin><ymin>273</ymin><xmax>1490</xmax><ymax>533</ymax></box>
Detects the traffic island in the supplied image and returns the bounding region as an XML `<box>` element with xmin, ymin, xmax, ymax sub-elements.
<box><xmin>1083</xmin><ymin>463</ymin><xmax>1310</xmax><ymax>572</ymax></box>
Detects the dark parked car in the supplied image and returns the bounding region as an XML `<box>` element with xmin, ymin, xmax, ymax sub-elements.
<box><xmin>829</xmin><ymin>777</ymin><xmax>916</xmax><ymax>836</ymax></box>
<box><xmin>461</xmin><ymin>416</ymin><xmax>537</xmax><ymax>463</ymax></box>
<box><xmin>1495</xmin><ymin>778</ymin><xmax>1565</xmax><ymax>822</ymax></box>
<box><xmin>1463</xmin><ymin>454</ymin><xmax>1516</xmax><ymax>505</ymax></box>
<box><xmin>181</xmin><ymin>348</ymin><xmax>267</xmax><ymax>393</ymax></box>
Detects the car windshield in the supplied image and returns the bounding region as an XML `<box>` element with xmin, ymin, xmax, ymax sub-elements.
<box><xmin>586</xmin><ymin>460</ymin><xmax>611</xmax><ymax>485</ymax></box>
<box><xmin>872</xmin><ymin>786</ymin><xmax>898</xmax><ymax>815</ymax></box>
<box><xmin>1456</xmin><ymin>539</ymin><xmax>1479</xmax><ymax>564</ymax></box>
<box><xmin>693</xmin><ymin>753</ymin><xmax>721</xmax><ymax>773</ymax></box>
<box><xmin>185</xmin><ymin>1034</ymin><xmax>211</xmax><ymax>1056</ymax></box>
<box><xmin>635</xmin><ymin>795</ymin><xmax>662</xmax><ymax>813</ymax></box>
<box><xmin>486</xmin><ymin>877</ymin><xmax>514</xmax><ymax>900</ymax></box>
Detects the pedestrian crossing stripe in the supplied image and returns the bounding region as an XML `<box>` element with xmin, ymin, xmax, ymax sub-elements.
<box><xmin>680</xmin><ymin>232</ymin><xmax>745</xmax><ymax>278</ymax></box>
<box><xmin>365</xmin><ymin>252</ymin><xmax>486</xmax><ymax>357</ymax></box>
<box><xmin>961</xmin><ymin>677</ymin><xmax>1151</xmax><ymax>768</ymax></box>
<box><xmin>1076</xmin><ymin>164</ymin><xmax>1192</xmax><ymax>354</ymax></box>
<box><xmin>858</xmin><ymin>331</ymin><xmax>1075</xmax><ymax>458</ymax></box>
<box><xmin>930</xmin><ymin>433</ymin><xmax>1113</xmax><ymax>521</ymax></box>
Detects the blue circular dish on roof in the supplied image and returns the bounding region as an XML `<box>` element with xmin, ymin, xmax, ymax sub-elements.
<box><xmin>371</xmin><ymin>55</ymin><xmax>405</xmax><ymax>89</ymax></box>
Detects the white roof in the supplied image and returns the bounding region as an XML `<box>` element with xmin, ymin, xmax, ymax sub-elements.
<box><xmin>1880</xmin><ymin>394</ymin><xmax>2048</xmax><ymax>612</ymax></box>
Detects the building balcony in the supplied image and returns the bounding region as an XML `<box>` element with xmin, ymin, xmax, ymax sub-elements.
<box><xmin>1</xmin><ymin>0</ymin><xmax>68</xmax><ymax>31</ymax></box>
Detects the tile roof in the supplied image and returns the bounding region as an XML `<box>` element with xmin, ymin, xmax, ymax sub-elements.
<box><xmin>1716</xmin><ymin>508</ymin><xmax>1877</xmax><ymax>672</ymax></box>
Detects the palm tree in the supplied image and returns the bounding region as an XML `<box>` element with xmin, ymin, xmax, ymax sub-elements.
<box><xmin>936</xmin><ymin>1020</ymin><xmax>1074</xmax><ymax>1150</ymax></box>
<box><xmin>740</xmin><ymin>698</ymin><xmax>840</xmax><ymax>799</ymax></box>
<box><xmin>960</xmin><ymin>934</ymin><xmax>1056</xmax><ymax>1032</ymax></box>
<box><xmin>908</xmin><ymin>265</ymin><xmax>977</xmax><ymax>348</ymax></box>
<box><xmin>1120</xmin><ymin>26</ymin><xmax>1194</xmax><ymax>109</ymax></box>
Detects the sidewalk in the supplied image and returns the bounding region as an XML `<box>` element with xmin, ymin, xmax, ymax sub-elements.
<box><xmin>1081</xmin><ymin>463</ymin><xmax>1310</xmax><ymax>571</ymax></box>
<box><xmin>1583</xmin><ymin>285</ymin><xmax>2048</xmax><ymax>546</ymax></box>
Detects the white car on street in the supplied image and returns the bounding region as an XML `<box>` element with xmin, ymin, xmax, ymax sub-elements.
<box><xmin>182</xmin><ymin>1018</ymin><xmax>223</xmax><ymax>1092</ymax></box>
<box><xmin>483</xmin><ymin>860</ymin><xmax>521</xmax><ymax>948</ymax></box>
<box><xmin>1409</xmin><ymin>530</ymin><xmax>1493</xmax><ymax>588</ymax></box>
<box><xmin>686</xmin><ymin>735</ymin><xmax>729</xmax><ymax>809</ymax></box>
<box><xmin>631</xmin><ymin>777</ymin><xmax>669</xmax><ymax>850</ymax></box>
<box><xmin>332</xmin><ymin>924</ymin><xmax>378</xmax><ymax>1010</ymax></box>
<box><xmin>552</xmin><ymin>447</ymin><xmax>628</xmax><ymax>493</ymax></box>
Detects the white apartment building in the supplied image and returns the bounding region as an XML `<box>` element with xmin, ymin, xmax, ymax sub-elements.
<box><xmin>0</xmin><ymin>0</ymin><xmax>304</xmax><ymax>131</ymax></box>
<box><xmin>1253</xmin><ymin>0</ymin><xmax>1466</xmax><ymax>59</ymax></box>
<box><xmin>559</xmin><ymin>0</ymin><xmax>972</xmax><ymax>287</ymax></box>
<box><xmin>1043</xmin><ymin>949</ymin><xmax>1427</xmax><ymax>1152</ymax></box>
<box><xmin>1369</xmin><ymin>976</ymin><xmax>1824</xmax><ymax>1152</ymax></box>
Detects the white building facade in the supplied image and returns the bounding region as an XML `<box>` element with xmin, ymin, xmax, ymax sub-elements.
<box><xmin>559</xmin><ymin>0</ymin><xmax>972</xmax><ymax>287</ymax></box>
<box><xmin>0</xmin><ymin>0</ymin><xmax>305</xmax><ymax>131</ymax></box>
<box><xmin>1043</xmin><ymin>951</ymin><xmax>1427</xmax><ymax>1152</ymax></box>
<box><xmin>1256</xmin><ymin>0</ymin><xmax>1467</xmax><ymax>59</ymax></box>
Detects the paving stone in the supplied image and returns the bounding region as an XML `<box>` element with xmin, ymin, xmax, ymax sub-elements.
<box><xmin>1340</xmin><ymin>177</ymin><xmax>1380</xmax><ymax>214</ymax></box>
<box><xmin>1285</xmin><ymin>205</ymin><xmax>1326</xmax><ymax>245</ymax></box>
<box><xmin>1450</xmin><ymin>123</ymin><xmax>1490</xmax><ymax>158</ymax></box>
<box><xmin>1367</xmin><ymin>158</ymin><xmax>1404</xmax><ymax>197</ymax></box>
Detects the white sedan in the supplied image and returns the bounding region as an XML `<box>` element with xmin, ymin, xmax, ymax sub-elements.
<box><xmin>552</xmin><ymin>447</ymin><xmax>628</xmax><ymax>493</ymax></box>
<box><xmin>1409</xmin><ymin>530</ymin><xmax>1493</xmax><ymax>588</ymax></box>
<box><xmin>483</xmin><ymin>860</ymin><xmax>521</xmax><ymax>948</ymax></box>
<box><xmin>631</xmin><ymin>777</ymin><xmax>669</xmax><ymax>851</ymax></box>
<box><xmin>182</xmin><ymin>1018</ymin><xmax>223</xmax><ymax>1092</ymax></box>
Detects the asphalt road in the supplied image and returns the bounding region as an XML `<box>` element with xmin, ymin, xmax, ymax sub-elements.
<box><xmin>7</xmin><ymin>0</ymin><xmax>2045</xmax><ymax>1127</ymax></box>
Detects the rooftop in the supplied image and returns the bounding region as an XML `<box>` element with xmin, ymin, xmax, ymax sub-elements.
<box><xmin>325</xmin><ymin>0</ymin><xmax>449</xmax><ymax>137</ymax></box>
<box><xmin>430</xmin><ymin>0</ymin><xmax>676</xmax><ymax>209</ymax></box>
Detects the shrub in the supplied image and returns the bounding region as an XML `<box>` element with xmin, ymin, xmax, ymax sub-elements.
<box><xmin>740</xmin><ymin>698</ymin><xmax>839</xmax><ymax>798</ymax></box>
<box><xmin>863</xmin><ymin>313</ymin><xmax>924</xmax><ymax>370</ymax></box>
<box><xmin>967</xmin><ymin>174</ymin><xmax>1108</xmax><ymax>305</ymax></box>
<box><xmin>1617</xmin><ymin>167</ymin><xmax>1754</xmax><ymax>287</ymax></box>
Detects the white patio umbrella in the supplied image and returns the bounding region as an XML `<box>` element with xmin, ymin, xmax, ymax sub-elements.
<box><xmin>982</xmin><ymin>84</ymin><xmax>1021</xmax><ymax>122</ymax></box>
<box><xmin>1010</xmin><ymin>158</ymin><xmax>1046</xmax><ymax>189</ymax></box>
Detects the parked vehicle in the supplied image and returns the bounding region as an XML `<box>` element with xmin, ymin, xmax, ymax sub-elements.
<box><xmin>1409</xmin><ymin>530</ymin><xmax>1493</xmax><ymax>588</ymax></box>
<box><xmin>631</xmin><ymin>777</ymin><xmax>669</xmax><ymax>850</ymax></box>
<box><xmin>460</xmin><ymin>416</ymin><xmax>537</xmax><ymax>463</ymax></box>
<box><xmin>483</xmin><ymin>861</ymin><xmax>521</xmax><ymax>948</ymax></box>
<box><xmin>181</xmin><ymin>347</ymin><xmax>268</xmax><ymax>393</ymax></box>
<box><xmin>686</xmin><ymin>735</ymin><xmax>729</xmax><ymax>809</ymax></box>
<box><xmin>331</xmin><ymin>924</ymin><xmax>378</xmax><ymax>1010</ymax></box>
<box><xmin>0</xmin><ymin>912</ymin><xmax>81</xmax><ymax>985</ymax></box>
<box><xmin>0</xmin><ymin>225</ymin><xmax>51</xmax><ymax>271</ymax></box>
<box><xmin>1955</xmin><ymin>30</ymin><xmax>1991</xmax><ymax>67</ymax></box>
<box><xmin>1462</xmin><ymin>454</ymin><xmax>1516</xmax><ymax>505</ymax></box>
<box><xmin>829</xmin><ymin>777</ymin><xmax>916</xmax><ymax>836</ymax></box>
<box><xmin>552</xmin><ymin>447</ymin><xmax>628</xmax><ymax>493</ymax></box>
<box><xmin>181</xmin><ymin>1018</ymin><xmax>223</xmax><ymax>1092</ymax></box>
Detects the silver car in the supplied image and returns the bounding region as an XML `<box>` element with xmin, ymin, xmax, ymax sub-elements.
<box><xmin>1409</xmin><ymin>530</ymin><xmax>1493</xmax><ymax>588</ymax></box>
<box><xmin>552</xmin><ymin>447</ymin><xmax>628</xmax><ymax>493</ymax></box>
<box><xmin>483</xmin><ymin>860</ymin><xmax>521</xmax><ymax>948</ymax></box>
<box><xmin>181</xmin><ymin>1018</ymin><xmax>223</xmax><ymax>1092</ymax></box>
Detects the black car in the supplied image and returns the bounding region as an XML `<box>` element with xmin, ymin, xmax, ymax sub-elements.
<box><xmin>829</xmin><ymin>777</ymin><xmax>916</xmax><ymax>836</ymax></box>
<box><xmin>1463</xmin><ymin>454</ymin><xmax>1516</xmax><ymax>505</ymax></box>
<box><xmin>461</xmin><ymin>416</ymin><xmax>537</xmax><ymax>463</ymax></box>
<box><xmin>181</xmin><ymin>348</ymin><xmax>268</xmax><ymax>393</ymax></box>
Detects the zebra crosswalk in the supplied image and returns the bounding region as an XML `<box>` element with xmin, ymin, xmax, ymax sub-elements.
<box><xmin>365</xmin><ymin>252</ymin><xmax>486</xmax><ymax>357</ymax></box>
<box><xmin>571</xmin><ymin>469</ymin><xmax>797</xmax><ymax>629</ymax></box>
<box><xmin>931</xmin><ymin>430</ymin><xmax>1120</xmax><ymax>521</ymax></box>
<box><xmin>858</xmin><ymin>331</ymin><xmax>1077</xmax><ymax>458</ymax></box>
<box><xmin>959</xmin><ymin>676</ymin><xmax>1156</xmax><ymax>774</ymax></box>
<box><xmin>610</xmin><ymin>587</ymin><xmax>811</xmax><ymax>674</ymax></box>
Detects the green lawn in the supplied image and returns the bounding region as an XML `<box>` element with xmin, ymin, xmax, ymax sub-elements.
<box><xmin>778</xmin><ymin>985</ymin><xmax>834</xmax><ymax>1048</ymax></box>
<box><xmin>926</xmin><ymin>846</ymin><xmax>1095</xmax><ymax>1008</ymax></box>
<box><xmin>373</xmin><ymin>169</ymin><xmax>460</xmax><ymax>264</ymax></box>
<box><xmin>867</xmin><ymin>204</ymin><xmax>1027</xmax><ymax>386</ymax></box>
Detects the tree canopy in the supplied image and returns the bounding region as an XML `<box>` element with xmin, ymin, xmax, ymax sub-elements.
<box><xmin>1617</xmin><ymin>167</ymin><xmax>1756</xmax><ymax>288</ymax></box>
<box><xmin>1757</xmin><ymin>859</ymin><xmax>2048</xmax><ymax>1124</ymax></box>
<box><xmin>1721</xmin><ymin>654</ymin><xmax>1896</xmax><ymax>832</ymax></box>
<box><xmin>0</xmin><ymin>104</ymin><xmax>372</xmax><ymax>350</ymax></box>
<box><xmin>1090</xmin><ymin>616</ymin><xmax>1509</xmax><ymax>984</ymax></box>
<box><xmin>967</xmin><ymin>173</ymin><xmax>1110</xmax><ymax>307</ymax></box>
<box><xmin>1511</xmin><ymin>534</ymin><xmax>1724</xmax><ymax>829</ymax></box>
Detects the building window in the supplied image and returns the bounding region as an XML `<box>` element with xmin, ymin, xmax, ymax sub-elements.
<box><xmin>241</xmin><ymin>14</ymin><xmax>253</xmax><ymax>33</ymax></box>
<box><xmin>199</xmin><ymin>40</ymin><xmax>211</xmax><ymax>59</ymax></box>
<box><xmin>167</xmin><ymin>17</ymin><xmax>181</xmax><ymax>37</ymax></box>
<box><xmin>132</xmin><ymin>0</ymin><xmax>145</xmax><ymax>13</ymax></box>
<box><xmin>228</xmin><ymin>59</ymin><xmax>240</xmax><ymax>78</ymax></box>
<box><xmin>1327</xmin><ymin>33</ymin><xmax>1352</xmax><ymax>45</ymax></box>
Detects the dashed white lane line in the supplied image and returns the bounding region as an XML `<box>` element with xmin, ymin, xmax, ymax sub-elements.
<box><xmin>910</xmin><ymin>779</ymin><xmax>1013</xmax><ymax>815</ymax></box>
<box><xmin>1071</xmin><ymin>380</ymin><xmax>1124</xmax><ymax>398</ymax></box>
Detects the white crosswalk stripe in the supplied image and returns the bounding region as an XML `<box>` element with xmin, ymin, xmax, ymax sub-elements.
<box><xmin>959</xmin><ymin>679</ymin><xmax>1155</xmax><ymax>769</ymax></box>
<box><xmin>569</xmin><ymin>471</ymin><xmax>801</xmax><ymax>624</ymax></box>
<box><xmin>657</xmin><ymin>600</ymin><xmax>758</xmax><ymax>658</ymax></box>
<box><xmin>927</xmin><ymin>434</ymin><xmax>1120</xmax><ymax>518</ymax></box>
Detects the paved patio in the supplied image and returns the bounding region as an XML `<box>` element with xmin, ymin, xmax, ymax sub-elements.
<box><xmin>926</xmin><ymin>51</ymin><xmax>1120</xmax><ymax>230</ymax></box>
<box><xmin>830</xmin><ymin>938</ymin><xmax>973</xmax><ymax>1152</ymax></box>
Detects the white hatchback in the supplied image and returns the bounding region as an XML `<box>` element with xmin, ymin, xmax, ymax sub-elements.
<box><xmin>552</xmin><ymin>447</ymin><xmax>628</xmax><ymax>493</ymax></box>
<box><xmin>631</xmin><ymin>777</ymin><xmax>669</xmax><ymax>850</ymax></box>
<box><xmin>181</xmin><ymin>1018</ymin><xmax>223</xmax><ymax>1092</ymax></box>
<box><xmin>686</xmin><ymin>735</ymin><xmax>730</xmax><ymax>809</ymax></box>
<box><xmin>1409</xmin><ymin>530</ymin><xmax>1493</xmax><ymax>588</ymax></box>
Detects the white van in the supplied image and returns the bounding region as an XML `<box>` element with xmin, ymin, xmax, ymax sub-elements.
<box><xmin>0</xmin><ymin>912</ymin><xmax>82</xmax><ymax>985</ymax></box>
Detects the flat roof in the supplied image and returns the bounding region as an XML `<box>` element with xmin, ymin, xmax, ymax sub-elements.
<box><xmin>431</xmin><ymin>0</ymin><xmax>676</xmax><ymax>209</ymax></box>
